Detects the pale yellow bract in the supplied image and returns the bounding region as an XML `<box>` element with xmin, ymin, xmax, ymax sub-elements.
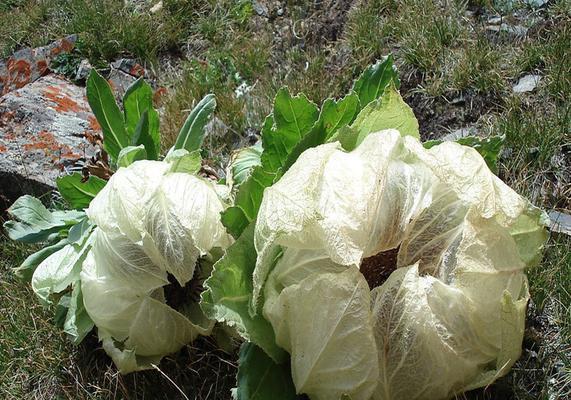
<box><xmin>253</xmin><ymin>130</ymin><xmax>548</xmax><ymax>400</ymax></box>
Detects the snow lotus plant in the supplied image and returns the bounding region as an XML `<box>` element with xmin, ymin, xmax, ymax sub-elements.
<box><xmin>253</xmin><ymin>129</ymin><xmax>547</xmax><ymax>400</ymax></box>
<box><xmin>4</xmin><ymin>69</ymin><xmax>226</xmax><ymax>372</ymax></box>
<box><xmin>83</xmin><ymin>158</ymin><xmax>232</xmax><ymax>373</ymax></box>
<box><xmin>201</xmin><ymin>57</ymin><xmax>548</xmax><ymax>400</ymax></box>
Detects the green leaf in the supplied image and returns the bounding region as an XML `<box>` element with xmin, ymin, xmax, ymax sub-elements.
<box><xmin>67</xmin><ymin>218</ymin><xmax>93</xmax><ymax>244</ymax></box>
<box><xmin>123</xmin><ymin>77</ymin><xmax>153</xmax><ymax>138</ymax></box>
<box><xmin>280</xmin><ymin>92</ymin><xmax>360</xmax><ymax>175</ymax></box>
<box><xmin>261</xmin><ymin>89</ymin><xmax>319</xmax><ymax>173</ymax></box>
<box><xmin>31</xmin><ymin>236</ymin><xmax>92</xmax><ymax>305</ymax></box>
<box><xmin>201</xmin><ymin>223</ymin><xmax>287</xmax><ymax>363</ymax></box>
<box><xmin>456</xmin><ymin>135</ymin><xmax>505</xmax><ymax>175</ymax></box>
<box><xmin>54</xmin><ymin>292</ymin><xmax>71</xmax><ymax>329</ymax></box>
<box><xmin>56</xmin><ymin>173</ymin><xmax>107</xmax><ymax>209</ymax></box>
<box><xmin>118</xmin><ymin>145</ymin><xmax>147</xmax><ymax>168</ymax></box>
<box><xmin>13</xmin><ymin>239</ymin><xmax>68</xmax><ymax>282</ymax></box>
<box><xmin>3</xmin><ymin>196</ymin><xmax>83</xmax><ymax>243</ymax></box>
<box><xmin>334</xmin><ymin>85</ymin><xmax>419</xmax><ymax>151</ymax></box>
<box><xmin>222</xmin><ymin>167</ymin><xmax>274</xmax><ymax>237</ymax></box>
<box><xmin>321</xmin><ymin>92</ymin><xmax>360</xmax><ymax>139</ymax></box>
<box><xmin>63</xmin><ymin>281</ymin><xmax>95</xmax><ymax>345</ymax></box>
<box><xmin>221</xmin><ymin>90</ymin><xmax>319</xmax><ymax>238</ymax></box>
<box><xmin>352</xmin><ymin>55</ymin><xmax>400</xmax><ymax>111</ymax></box>
<box><xmin>229</xmin><ymin>142</ymin><xmax>263</xmax><ymax>189</ymax></box>
<box><xmin>236</xmin><ymin>342</ymin><xmax>298</xmax><ymax>400</ymax></box>
<box><xmin>130</xmin><ymin>109</ymin><xmax>160</xmax><ymax>160</ymax></box>
<box><xmin>174</xmin><ymin>94</ymin><xmax>216</xmax><ymax>152</ymax></box>
<box><xmin>164</xmin><ymin>149</ymin><xmax>202</xmax><ymax>174</ymax></box>
<box><xmin>86</xmin><ymin>70</ymin><xmax>128</xmax><ymax>160</ymax></box>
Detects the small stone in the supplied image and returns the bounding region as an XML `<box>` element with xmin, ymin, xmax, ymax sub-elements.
<box><xmin>548</xmin><ymin>211</ymin><xmax>571</xmax><ymax>236</ymax></box>
<box><xmin>74</xmin><ymin>59</ymin><xmax>92</xmax><ymax>82</ymax></box>
<box><xmin>441</xmin><ymin>126</ymin><xmax>478</xmax><ymax>141</ymax></box>
<box><xmin>513</xmin><ymin>74</ymin><xmax>541</xmax><ymax>93</ymax></box>
<box><xmin>488</xmin><ymin>16</ymin><xmax>503</xmax><ymax>25</ymax></box>
<box><xmin>277</xmin><ymin>7</ymin><xmax>284</xmax><ymax>16</ymax></box>
<box><xmin>486</xmin><ymin>23</ymin><xmax>528</xmax><ymax>37</ymax></box>
<box><xmin>150</xmin><ymin>1</ymin><xmax>163</xmax><ymax>13</ymax></box>
<box><xmin>252</xmin><ymin>1</ymin><xmax>269</xmax><ymax>17</ymax></box>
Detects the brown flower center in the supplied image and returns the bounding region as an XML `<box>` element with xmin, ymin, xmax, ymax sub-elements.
<box><xmin>360</xmin><ymin>247</ymin><xmax>400</xmax><ymax>290</ymax></box>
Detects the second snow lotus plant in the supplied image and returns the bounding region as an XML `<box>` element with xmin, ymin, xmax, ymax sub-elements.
<box><xmin>202</xmin><ymin>56</ymin><xmax>549</xmax><ymax>400</ymax></box>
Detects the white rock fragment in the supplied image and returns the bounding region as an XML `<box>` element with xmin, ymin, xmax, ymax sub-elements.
<box><xmin>150</xmin><ymin>1</ymin><xmax>163</xmax><ymax>13</ymax></box>
<box><xmin>441</xmin><ymin>126</ymin><xmax>478</xmax><ymax>141</ymax></box>
<box><xmin>547</xmin><ymin>211</ymin><xmax>571</xmax><ymax>236</ymax></box>
<box><xmin>513</xmin><ymin>74</ymin><xmax>542</xmax><ymax>93</ymax></box>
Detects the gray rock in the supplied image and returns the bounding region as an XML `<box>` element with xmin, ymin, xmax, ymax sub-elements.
<box><xmin>513</xmin><ymin>74</ymin><xmax>542</xmax><ymax>93</ymax></box>
<box><xmin>75</xmin><ymin>59</ymin><xmax>92</xmax><ymax>82</ymax></box>
<box><xmin>486</xmin><ymin>23</ymin><xmax>528</xmax><ymax>37</ymax></box>
<box><xmin>548</xmin><ymin>211</ymin><xmax>571</xmax><ymax>236</ymax></box>
<box><xmin>441</xmin><ymin>126</ymin><xmax>478</xmax><ymax>141</ymax></box>
<box><xmin>0</xmin><ymin>35</ymin><xmax>77</xmax><ymax>96</ymax></box>
<box><xmin>110</xmin><ymin>58</ymin><xmax>146</xmax><ymax>78</ymax></box>
<box><xmin>108</xmin><ymin>68</ymin><xmax>137</xmax><ymax>99</ymax></box>
<box><xmin>488</xmin><ymin>16</ymin><xmax>503</xmax><ymax>25</ymax></box>
<box><xmin>0</xmin><ymin>74</ymin><xmax>99</xmax><ymax>201</ymax></box>
<box><xmin>252</xmin><ymin>1</ymin><xmax>269</xmax><ymax>17</ymax></box>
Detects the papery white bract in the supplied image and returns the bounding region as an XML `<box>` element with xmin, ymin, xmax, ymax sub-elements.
<box><xmin>253</xmin><ymin>130</ymin><xmax>547</xmax><ymax>400</ymax></box>
<box><xmin>81</xmin><ymin>160</ymin><xmax>232</xmax><ymax>373</ymax></box>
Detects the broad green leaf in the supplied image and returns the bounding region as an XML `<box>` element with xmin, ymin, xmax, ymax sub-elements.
<box><xmin>201</xmin><ymin>223</ymin><xmax>287</xmax><ymax>363</ymax></box>
<box><xmin>236</xmin><ymin>342</ymin><xmax>298</xmax><ymax>400</ymax></box>
<box><xmin>221</xmin><ymin>91</ymin><xmax>319</xmax><ymax>238</ymax></box>
<box><xmin>280</xmin><ymin>92</ymin><xmax>360</xmax><ymax>175</ymax></box>
<box><xmin>221</xmin><ymin>167</ymin><xmax>274</xmax><ymax>238</ymax></box>
<box><xmin>321</xmin><ymin>92</ymin><xmax>360</xmax><ymax>138</ymax></box>
<box><xmin>352</xmin><ymin>55</ymin><xmax>400</xmax><ymax>111</ymax></box>
<box><xmin>56</xmin><ymin>173</ymin><xmax>107</xmax><ymax>209</ymax></box>
<box><xmin>164</xmin><ymin>149</ymin><xmax>202</xmax><ymax>174</ymax></box>
<box><xmin>220</xmin><ymin>206</ymin><xmax>251</xmax><ymax>239</ymax></box>
<box><xmin>31</xmin><ymin>236</ymin><xmax>92</xmax><ymax>305</ymax></box>
<box><xmin>261</xmin><ymin>88</ymin><xmax>319</xmax><ymax>173</ymax></box>
<box><xmin>67</xmin><ymin>218</ymin><xmax>93</xmax><ymax>244</ymax></box>
<box><xmin>123</xmin><ymin>77</ymin><xmax>153</xmax><ymax>138</ymax></box>
<box><xmin>13</xmin><ymin>239</ymin><xmax>68</xmax><ymax>281</ymax></box>
<box><xmin>86</xmin><ymin>70</ymin><xmax>128</xmax><ymax>160</ymax></box>
<box><xmin>335</xmin><ymin>86</ymin><xmax>419</xmax><ymax>150</ymax></box>
<box><xmin>228</xmin><ymin>142</ymin><xmax>263</xmax><ymax>189</ymax></box>
<box><xmin>131</xmin><ymin>110</ymin><xmax>160</xmax><ymax>160</ymax></box>
<box><xmin>174</xmin><ymin>94</ymin><xmax>216</xmax><ymax>152</ymax></box>
<box><xmin>4</xmin><ymin>195</ymin><xmax>83</xmax><ymax>243</ymax></box>
<box><xmin>54</xmin><ymin>292</ymin><xmax>71</xmax><ymax>329</ymax></box>
<box><xmin>63</xmin><ymin>281</ymin><xmax>95</xmax><ymax>344</ymax></box>
<box><xmin>118</xmin><ymin>145</ymin><xmax>147</xmax><ymax>168</ymax></box>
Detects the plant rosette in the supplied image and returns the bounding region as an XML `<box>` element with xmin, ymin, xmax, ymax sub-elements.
<box><xmin>81</xmin><ymin>158</ymin><xmax>232</xmax><ymax>373</ymax></box>
<box><xmin>251</xmin><ymin>129</ymin><xmax>548</xmax><ymax>400</ymax></box>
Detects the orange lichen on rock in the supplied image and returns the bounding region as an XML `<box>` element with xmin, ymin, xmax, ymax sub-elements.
<box><xmin>130</xmin><ymin>63</ymin><xmax>145</xmax><ymax>77</ymax></box>
<box><xmin>36</xmin><ymin>60</ymin><xmax>49</xmax><ymax>76</ymax></box>
<box><xmin>5</xmin><ymin>59</ymin><xmax>32</xmax><ymax>93</ymax></box>
<box><xmin>43</xmin><ymin>85</ymin><xmax>82</xmax><ymax>113</ymax></box>
<box><xmin>0</xmin><ymin>144</ymin><xmax>7</xmax><ymax>152</ymax></box>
